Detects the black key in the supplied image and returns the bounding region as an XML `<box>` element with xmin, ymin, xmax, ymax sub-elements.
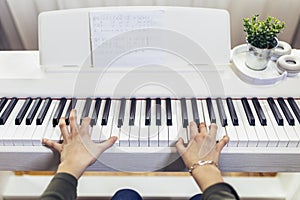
<box><xmin>206</xmin><ymin>98</ymin><xmax>216</xmax><ymax>123</ymax></box>
<box><xmin>145</xmin><ymin>98</ymin><xmax>151</xmax><ymax>126</ymax></box>
<box><xmin>156</xmin><ymin>98</ymin><xmax>161</xmax><ymax>126</ymax></box>
<box><xmin>65</xmin><ymin>98</ymin><xmax>77</xmax><ymax>125</ymax></box>
<box><xmin>166</xmin><ymin>98</ymin><xmax>172</xmax><ymax>126</ymax></box>
<box><xmin>278</xmin><ymin>97</ymin><xmax>294</xmax><ymax>125</ymax></box>
<box><xmin>36</xmin><ymin>97</ymin><xmax>52</xmax><ymax>125</ymax></box>
<box><xmin>52</xmin><ymin>98</ymin><xmax>67</xmax><ymax>127</ymax></box>
<box><xmin>117</xmin><ymin>98</ymin><xmax>126</xmax><ymax>128</ymax></box>
<box><xmin>0</xmin><ymin>97</ymin><xmax>8</xmax><ymax>113</ymax></box>
<box><xmin>216</xmin><ymin>98</ymin><xmax>227</xmax><ymax>127</ymax></box>
<box><xmin>26</xmin><ymin>97</ymin><xmax>42</xmax><ymax>125</ymax></box>
<box><xmin>241</xmin><ymin>97</ymin><xmax>255</xmax><ymax>126</ymax></box>
<box><xmin>252</xmin><ymin>98</ymin><xmax>267</xmax><ymax>126</ymax></box>
<box><xmin>129</xmin><ymin>98</ymin><xmax>137</xmax><ymax>126</ymax></box>
<box><xmin>0</xmin><ymin>97</ymin><xmax>18</xmax><ymax>125</ymax></box>
<box><xmin>80</xmin><ymin>98</ymin><xmax>92</xmax><ymax>124</ymax></box>
<box><xmin>101</xmin><ymin>98</ymin><xmax>111</xmax><ymax>126</ymax></box>
<box><xmin>191</xmin><ymin>98</ymin><xmax>200</xmax><ymax>125</ymax></box>
<box><xmin>226</xmin><ymin>98</ymin><xmax>238</xmax><ymax>125</ymax></box>
<box><xmin>91</xmin><ymin>98</ymin><xmax>101</xmax><ymax>126</ymax></box>
<box><xmin>15</xmin><ymin>97</ymin><xmax>33</xmax><ymax>125</ymax></box>
<box><xmin>180</xmin><ymin>98</ymin><xmax>188</xmax><ymax>128</ymax></box>
<box><xmin>287</xmin><ymin>97</ymin><xmax>300</xmax><ymax>124</ymax></box>
<box><xmin>267</xmin><ymin>97</ymin><xmax>283</xmax><ymax>126</ymax></box>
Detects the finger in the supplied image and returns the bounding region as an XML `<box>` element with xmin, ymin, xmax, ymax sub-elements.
<box><xmin>80</xmin><ymin>117</ymin><xmax>91</xmax><ymax>133</ymax></box>
<box><xmin>59</xmin><ymin>118</ymin><xmax>69</xmax><ymax>141</ymax></box>
<box><xmin>175</xmin><ymin>137</ymin><xmax>186</xmax><ymax>155</ymax></box>
<box><xmin>69</xmin><ymin>109</ymin><xmax>79</xmax><ymax>134</ymax></box>
<box><xmin>216</xmin><ymin>135</ymin><xmax>229</xmax><ymax>152</ymax></box>
<box><xmin>42</xmin><ymin>138</ymin><xmax>63</xmax><ymax>152</ymax></box>
<box><xmin>209</xmin><ymin>123</ymin><xmax>218</xmax><ymax>139</ymax></box>
<box><xmin>98</xmin><ymin>136</ymin><xmax>118</xmax><ymax>152</ymax></box>
<box><xmin>199</xmin><ymin>122</ymin><xmax>207</xmax><ymax>134</ymax></box>
<box><xmin>189</xmin><ymin>121</ymin><xmax>198</xmax><ymax>139</ymax></box>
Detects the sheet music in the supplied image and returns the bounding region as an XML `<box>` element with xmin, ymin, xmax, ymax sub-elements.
<box><xmin>89</xmin><ymin>10</ymin><xmax>165</xmax><ymax>67</ymax></box>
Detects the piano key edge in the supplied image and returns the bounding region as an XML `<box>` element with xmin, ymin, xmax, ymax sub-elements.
<box><xmin>0</xmin><ymin>146</ymin><xmax>300</xmax><ymax>172</ymax></box>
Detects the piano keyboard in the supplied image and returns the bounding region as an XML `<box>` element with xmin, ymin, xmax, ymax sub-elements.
<box><xmin>1</xmin><ymin>96</ymin><xmax>300</xmax><ymax>148</ymax></box>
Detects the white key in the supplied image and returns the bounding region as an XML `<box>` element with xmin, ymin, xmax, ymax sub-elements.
<box><xmin>100</xmin><ymin>100</ymin><xmax>115</xmax><ymax>142</ymax></box>
<box><xmin>168</xmin><ymin>99</ymin><xmax>178</xmax><ymax>146</ymax></box>
<box><xmin>229</xmin><ymin>100</ymin><xmax>249</xmax><ymax>147</ymax></box>
<box><xmin>2</xmin><ymin>100</ymin><xmax>24</xmax><ymax>146</ymax></box>
<box><xmin>110</xmin><ymin>99</ymin><xmax>120</xmax><ymax>146</ymax></box>
<box><xmin>186</xmin><ymin>100</ymin><xmax>195</xmax><ymax>141</ymax></box>
<box><xmin>129</xmin><ymin>100</ymin><xmax>141</xmax><ymax>147</ymax></box>
<box><xmin>202</xmin><ymin>100</ymin><xmax>211</xmax><ymax>126</ymax></box>
<box><xmin>43</xmin><ymin>100</ymin><xmax>59</xmax><ymax>140</ymax></box>
<box><xmin>260</xmin><ymin>100</ymin><xmax>288</xmax><ymax>147</ymax></box>
<box><xmin>75</xmin><ymin>100</ymin><xmax>85</xmax><ymax>125</ymax></box>
<box><xmin>274</xmin><ymin>100</ymin><xmax>299</xmax><ymax>147</ymax></box>
<box><xmin>139</xmin><ymin>100</ymin><xmax>149</xmax><ymax>147</ymax></box>
<box><xmin>212</xmin><ymin>99</ymin><xmax>226</xmax><ymax>141</ymax></box>
<box><xmin>32</xmin><ymin>100</ymin><xmax>57</xmax><ymax>146</ymax></box>
<box><xmin>285</xmin><ymin>100</ymin><xmax>300</xmax><ymax>147</ymax></box>
<box><xmin>91</xmin><ymin>99</ymin><xmax>105</xmax><ymax>143</ymax></box>
<box><xmin>0</xmin><ymin>99</ymin><xmax>12</xmax><ymax>145</ymax></box>
<box><xmin>248</xmin><ymin>100</ymin><xmax>269</xmax><ymax>147</ymax></box>
<box><xmin>158</xmin><ymin>100</ymin><xmax>168</xmax><ymax>147</ymax></box>
<box><xmin>176</xmin><ymin>100</ymin><xmax>188</xmax><ymax>144</ymax></box>
<box><xmin>222</xmin><ymin>100</ymin><xmax>239</xmax><ymax>147</ymax></box>
<box><xmin>197</xmin><ymin>100</ymin><xmax>205</xmax><ymax>124</ymax></box>
<box><xmin>119</xmin><ymin>100</ymin><xmax>130</xmax><ymax>147</ymax></box>
<box><xmin>149</xmin><ymin>100</ymin><xmax>159</xmax><ymax>146</ymax></box>
<box><xmin>235</xmin><ymin>100</ymin><xmax>258</xmax><ymax>147</ymax></box>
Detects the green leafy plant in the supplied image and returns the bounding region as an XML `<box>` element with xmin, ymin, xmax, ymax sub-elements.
<box><xmin>243</xmin><ymin>14</ymin><xmax>285</xmax><ymax>49</ymax></box>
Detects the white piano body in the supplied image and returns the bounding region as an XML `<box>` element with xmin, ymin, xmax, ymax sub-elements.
<box><xmin>0</xmin><ymin>7</ymin><xmax>300</xmax><ymax>172</ymax></box>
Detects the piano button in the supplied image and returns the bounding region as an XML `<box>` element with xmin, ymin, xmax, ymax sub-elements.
<box><xmin>168</xmin><ymin>99</ymin><xmax>178</xmax><ymax>146</ymax></box>
<box><xmin>52</xmin><ymin>97</ymin><xmax>67</xmax><ymax>127</ymax></box>
<box><xmin>129</xmin><ymin>100</ymin><xmax>141</xmax><ymax>147</ymax></box>
<box><xmin>101</xmin><ymin>98</ymin><xmax>111</xmax><ymax>126</ymax></box>
<box><xmin>176</xmin><ymin>100</ymin><xmax>188</xmax><ymax>144</ymax></box>
<box><xmin>91</xmin><ymin>98</ymin><xmax>101</xmax><ymax>126</ymax></box>
<box><xmin>191</xmin><ymin>98</ymin><xmax>200</xmax><ymax>125</ymax></box>
<box><xmin>100</xmin><ymin>100</ymin><xmax>116</xmax><ymax>142</ymax></box>
<box><xmin>145</xmin><ymin>98</ymin><xmax>151</xmax><ymax>126</ymax></box>
<box><xmin>236</xmin><ymin>100</ymin><xmax>258</xmax><ymax>147</ymax></box>
<box><xmin>259</xmin><ymin>100</ymin><xmax>289</xmax><ymax>147</ymax></box>
<box><xmin>0</xmin><ymin>97</ymin><xmax>18</xmax><ymax>125</ymax></box>
<box><xmin>180</xmin><ymin>98</ymin><xmax>188</xmax><ymax>128</ymax></box>
<box><xmin>273</xmin><ymin>99</ymin><xmax>299</xmax><ymax>147</ymax></box>
<box><xmin>258</xmin><ymin>100</ymin><xmax>279</xmax><ymax>147</ymax></box>
<box><xmin>222</xmin><ymin>99</ymin><xmax>239</xmax><ymax>147</ymax></box>
<box><xmin>129</xmin><ymin>98</ymin><xmax>137</xmax><ymax>126</ymax></box>
<box><xmin>287</xmin><ymin>97</ymin><xmax>300</xmax><ymax>124</ymax></box>
<box><xmin>196</xmin><ymin>99</ymin><xmax>205</xmax><ymax>124</ymax></box>
<box><xmin>149</xmin><ymin>99</ymin><xmax>159</xmax><ymax>146</ymax></box>
<box><xmin>216</xmin><ymin>98</ymin><xmax>227</xmax><ymax>127</ymax></box>
<box><xmin>0</xmin><ymin>97</ymin><xmax>8</xmax><ymax>113</ymax></box>
<box><xmin>226</xmin><ymin>97</ymin><xmax>238</xmax><ymax>126</ymax></box>
<box><xmin>156</xmin><ymin>98</ymin><xmax>161</xmax><ymax>126</ymax></box>
<box><xmin>74</xmin><ymin>100</ymin><xmax>85</xmax><ymax>125</ymax></box>
<box><xmin>166</xmin><ymin>98</ymin><xmax>172</xmax><ymax>126</ymax></box>
<box><xmin>91</xmin><ymin>99</ymin><xmax>105</xmax><ymax>143</ymax></box>
<box><xmin>139</xmin><ymin>100</ymin><xmax>149</xmax><ymax>147</ymax></box>
<box><xmin>186</xmin><ymin>100</ymin><xmax>194</xmax><ymax>141</ymax></box>
<box><xmin>206</xmin><ymin>98</ymin><xmax>216</xmax><ymax>123</ymax></box>
<box><xmin>252</xmin><ymin>97</ymin><xmax>267</xmax><ymax>126</ymax></box>
<box><xmin>36</xmin><ymin>97</ymin><xmax>52</xmax><ymax>125</ymax></box>
<box><xmin>110</xmin><ymin>100</ymin><xmax>120</xmax><ymax>146</ymax></box>
<box><xmin>212</xmin><ymin>99</ymin><xmax>226</xmax><ymax>141</ymax></box>
<box><xmin>119</xmin><ymin>100</ymin><xmax>130</xmax><ymax>146</ymax></box>
<box><xmin>15</xmin><ymin>97</ymin><xmax>32</xmax><ymax>125</ymax></box>
<box><xmin>248</xmin><ymin>99</ymin><xmax>269</xmax><ymax>147</ymax></box>
<box><xmin>159</xmin><ymin>99</ymin><xmax>168</xmax><ymax>147</ymax></box>
<box><xmin>41</xmin><ymin>100</ymin><xmax>59</xmax><ymax>140</ymax></box>
<box><xmin>241</xmin><ymin>97</ymin><xmax>255</xmax><ymax>126</ymax></box>
<box><xmin>267</xmin><ymin>97</ymin><xmax>284</xmax><ymax>126</ymax></box>
<box><xmin>278</xmin><ymin>98</ymin><xmax>295</xmax><ymax>126</ymax></box>
<box><xmin>202</xmin><ymin>99</ymin><xmax>211</xmax><ymax>125</ymax></box>
<box><xmin>80</xmin><ymin>97</ymin><xmax>92</xmax><ymax>124</ymax></box>
<box><xmin>32</xmin><ymin>100</ymin><xmax>57</xmax><ymax>146</ymax></box>
<box><xmin>65</xmin><ymin>98</ymin><xmax>77</xmax><ymax>125</ymax></box>
<box><xmin>117</xmin><ymin>98</ymin><xmax>126</xmax><ymax>128</ymax></box>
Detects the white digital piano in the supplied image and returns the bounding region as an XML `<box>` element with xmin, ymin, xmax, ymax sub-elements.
<box><xmin>0</xmin><ymin>6</ymin><xmax>300</xmax><ymax>172</ymax></box>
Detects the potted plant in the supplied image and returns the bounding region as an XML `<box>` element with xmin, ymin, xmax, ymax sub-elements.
<box><xmin>243</xmin><ymin>14</ymin><xmax>285</xmax><ymax>70</ymax></box>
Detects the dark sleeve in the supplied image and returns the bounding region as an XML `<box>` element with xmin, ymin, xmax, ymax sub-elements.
<box><xmin>39</xmin><ymin>173</ymin><xmax>78</xmax><ymax>200</ymax></box>
<box><xmin>202</xmin><ymin>182</ymin><xmax>240</xmax><ymax>200</ymax></box>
